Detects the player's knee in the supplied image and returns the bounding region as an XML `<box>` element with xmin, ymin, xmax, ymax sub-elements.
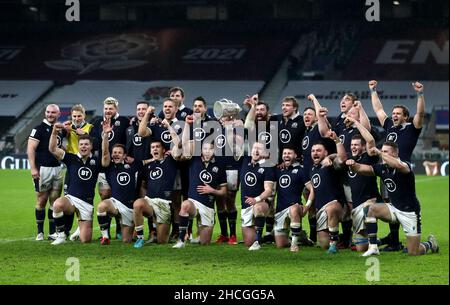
<box><xmin>133</xmin><ymin>199</ymin><xmax>144</xmax><ymax>211</ymax></box>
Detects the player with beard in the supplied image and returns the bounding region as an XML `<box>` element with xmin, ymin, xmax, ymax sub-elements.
<box><xmin>27</xmin><ymin>104</ymin><xmax>64</xmax><ymax>241</ymax></box>
<box><xmin>369</xmin><ymin>80</ymin><xmax>425</xmax><ymax>251</ymax></box>
<box><xmin>138</xmin><ymin>98</ymin><xmax>185</xmax><ymax>242</ymax></box>
<box><xmin>348</xmin><ymin>142</ymin><xmax>438</xmax><ymax>257</ymax></box>
<box><xmin>309</xmin><ymin>137</ymin><xmax>348</xmax><ymax>254</ymax></box>
<box><xmin>172</xmin><ymin>119</ymin><xmax>227</xmax><ymax>248</ymax></box>
<box><xmin>334</xmin><ymin>116</ymin><xmax>382</xmax><ymax>252</ymax></box>
<box><xmin>274</xmin><ymin>146</ymin><xmax>314</xmax><ymax>252</ymax></box>
<box><xmin>244</xmin><ymin>95</ymin><xmax>278</xmax><ymax>244</ymax></box>
<box><xmin>125</xmin><ymin>101</ymin><xmax>157</xmax><ymax>242</ymax></box>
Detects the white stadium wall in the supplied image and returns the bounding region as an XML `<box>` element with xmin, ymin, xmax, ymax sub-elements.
<box><xmin>274</xmin><ymin>81</ymin><xmax>449</xmax><ymax>117</ymax></box>
<box><xmin>42</xmin><ymin>80</ymin><xmax>265</xmax><ymax>118</ymax></box>
<box><xmin>0</xmin><ymin>80</ymin><xmax>54</xmax><ymax>117</ymax></box>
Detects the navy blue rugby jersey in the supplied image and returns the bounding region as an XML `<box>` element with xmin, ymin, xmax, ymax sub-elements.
<box><xmin>272</xmin><ymin>113</ymin><xmax>306</xmax><ymax>162</ymax></box>
<box><xmin>275</xmin><ymin>162</ymin><xmax>309</xmax><ymax>213</ymax></box>
<box><xmin>126</xmin><ymin>120</ymin><xmax>151</xmax><ymax>161</ymax></box>
<box><xmin>158</xmin><ymin>105</ymin><xmax>193</xmax><ymax>121</ymax></box>
<box><xmin>149</xmin><ymin>119</ymin><xmax>184</xmax><ymax>151</ymax></box>
<box><xmin>310</xmin><ymin>163</ymin><xmax>346</xmax><ymax>210</ymax></box>
<box><xmin>301</xmin><ymin>124</ymin><xmax>336</xmax><ymax>174</ymax></box>
<box><xmin>239</xmin><ymin>157</ymin><xmax>276</xmax><ymax>209</ymax></box>
<box><xmin>383</xmin><ymin>118</ymin><xmax>421</xmax><ymax>163</ymax></box>
<box><xmin>91</xmin><ymin>115</ymin><xmax>130</xmax><ymax>155</ymax></box>
<box><xmin>104</xmin><ymin>161</ymin><xmax>143</xmax><ymax>208</ymax></box>
<box><xmin>62</xmin><ymin>153</ymin><xmax>102</xmax><ymax>205</ymax></box>
<box><xmin>187</xmin><ymin>157</ymin><xmax>227</xmax><ymax>209</ymax></box>
<box><xmin>338</xmin><ymin>125</ymin><xmax>360</xmax><ymax>154</ymax></box>
<box><xmin>346</xmin><ymin>152</ymin><xmax>381</xmax><ymax>208</ymax></box>
<box><xmin>142</xmin><ymin>156</ymin><xmax>178</xmax><ymax>201</ymax></box>
<box><xmin>372</xmin><ymin>162</ymin><xmax>420</xmax><ymax>213</ymax></box>
<box><xmin>29</xmin><ymin>119</ymin><xmax>62</xmax><ymax>167</ymax></box>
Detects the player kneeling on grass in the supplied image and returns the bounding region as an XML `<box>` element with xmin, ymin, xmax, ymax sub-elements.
<box><xmin>310</xmin><ymin>138</ymin><xmax>349</xmax><ymax>254</ymax></box>
<box><xmin>97</xmin><ymin>136</ymin><xmax>143</xmax><ymax>245</ymax></box>
<box><xmin>348</xmin><ymin>142</ymin><xmax>439</xmax><ymax>256</ymax></box>
<box><xmin>172</xmin><ymin>121</ymin><xmax>227</xmax><ymax>248</ymax></box>
<box><xmin>133</xmin><ymin>140</ymin><xmax>178</xmax><ymax>248</ymax></box>
<box><xmin>235</xmin><ymin>142</ymin><xmax>276</xmax><ymax>251</ymax></box>
<box><xmin>48</xmin><ymin>122</ymin><xmax>108</xmax><ymax>245</ymax></box>
<box><xmin>274</xmin><ymin>146</ymin><xmax>314</xmax><ymax>252</ymax></box>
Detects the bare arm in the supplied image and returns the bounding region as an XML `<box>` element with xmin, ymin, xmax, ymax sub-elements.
<box><xmin>49</xmin><ymin>124</ymin><xmax>65</xmax><ymax>161</ymax></box>
<box><xmin>346</xmin><ymin>159</ymin><xmax>375</xmax><ymax>176</ymax></box>
<box><xmin>243</xmin><ymin>95</ymin><xmax>257</xmax><ymax>131</ymax></box>
<box><xmin>412</xmin><ymin>81</ymin><xmax>425</xmax><ymax>129</ymax></box>
<box><xmin>369</xmin><ymin>147</ymin><xmax>410</xmax><ymax>174</ymax></box>
<box><xmin>308</xmin><ymin>94</ymin><xmax>330</xmax><ymax>137</ymax></box>
<box><xmin>353</xmin><ymin>100</ymin><xmax>371</xmax><ymax>131</ymax></box>
<box><xmin>101</xmin><ymin>120</ymin><xmax>112</xmax><ymax>167</ymax></box>
<box><xmin>369</xmin><ymin>80</ymin><xmax>388</xmax><ymax>126</ymax></box>
<box><xmin>345</xmin><ymin>116</ymin><xmax>376</xmax><ymax>152</ymax></box>
<box><xmin>27</xmin><ymin>138</ymin><xmax>40</xmax><ymax>180</ymax></box>
<box><xmin>137</xmin><ymin>106</ymin><xmax>155</xmax><ymax>137</ymax></box>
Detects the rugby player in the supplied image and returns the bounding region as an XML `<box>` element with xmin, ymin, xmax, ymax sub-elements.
<box><xmin>348</xmin><ymin>142</ymin><xmax>439</xmax><ymax>256</ymax></box>
<box><xmin>48</xmin><ymin>120</ymin><xmax>109</xmax><ymax>245</ymax></box>
<box><xmin>27</xmin><ymin>104</ymin><xmax>63</xmax><ymax>241</ymax></box>
<box><xmin>370</xmin><ymin>80</ymin><xmax>425</xmax><ymax>251</ymax></box>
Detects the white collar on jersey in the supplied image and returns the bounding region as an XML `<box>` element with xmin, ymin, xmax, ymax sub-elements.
<box><xmin>306</xmin><ymin>122</ymin><xmax>317</xmax><ymax>131</ymax></box>
<box><xmin>287</xmin><ymin>112</ymin><xmax>300</xmax><ymax>121</ymax></box>
<box><xmin>250</xmin><ymin>158</ymin><xmax>266</xmax><ymax>166</ymax></box>
<box><xmin>43</xmin><ymin>119</ymin><xmax>52</xmax><ymax>126</ymax></box>
<box><xmin>179</xmin><ymin>104</ymin><xmax>186</xmax><ymax>111</ymax></box>
<box><xmin>77</xmin><ymin>152</ymin><xmax>93</xmax><ymax>159</ymax></box>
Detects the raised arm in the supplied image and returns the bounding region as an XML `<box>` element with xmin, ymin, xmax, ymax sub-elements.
<box><xmin>353</xmin><ymin>100</ymin><xmax>371</xmax><ymax>131</ymax></box>
<box><xmin>344</xmin><ymin>116</ymin><xmax>376</xmax><ymax>152</ymax></box>
<box><xmin>308</xmin><ymin>94</ymin><xmax>330</xmax><ymax>137</ymax></box>
<box><xmin>369</xmin><ymin>80</ymin><xmax>388</xmax><ymax>126</ymax></box>
<box><xmin>243</xmin><ymin>94</ymin><xmax>258</xmax><ymax>131</ymax></box>
<box><xmin>328</xmin><ymin>130</ymin><xmax>347</xmax><ymax>165</ymax></box>
<box><xmin>101</xmin><ymin>120</ymin><xmax>112</xmax><ymax>167</ymax></box>
<box><xmin>137</xmin><ymin>106</ymin><xmax>155</xmax><ymax>137</ymax></box>
<box><xmin>49</xmin><ymin>124</ymin><xmax>65</xmax><ymax>161</ymax></box>
<box><xmin>412</xmin><ymin>81</ymin><xmax>425</xmax><ymax>129</ymax></box>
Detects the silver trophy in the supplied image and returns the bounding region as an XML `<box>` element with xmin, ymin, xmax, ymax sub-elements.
<box><xmin>213</xmin><ymin>98</ymin><xmax>242</xmax><ymax>119</ymax></box>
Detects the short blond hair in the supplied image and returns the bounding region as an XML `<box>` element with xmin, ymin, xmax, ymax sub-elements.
<box><xmin>103</xmin><ymin>97</ymin><xmax>119</xmax><ymax>108</ymax></box>
<box><xmin>71</xmin><ymin>104</ymin><xmax>86</xmax><ymax>115</ymax></box>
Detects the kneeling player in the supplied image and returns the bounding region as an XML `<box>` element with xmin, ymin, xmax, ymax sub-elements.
<box><xmin>173</xmin><ymin>140</ymin><xmax>227</xmax><ymax>248</ymax></box>
<box><xmin>97</xmin><ymin>142</ymin><xmax>142</xmax><ymax>244</ymax></box>
<box><xmin>349</xmin><ymin>142</ymin><xmax>439</xmax><ymax>256</ymax></box>
<box><xmin>48</xmin><ymin>122</ymin><xmax>108</xmax><ymax>244</ymax></box>
<box><xmin>237</xmin><ymin>142</ymin><xmax>276</xmax><ymax>251</ymax></box>
<box><xmin>133</xmin><ymin>140</ymin><xmax>178</xmax><ymax>248</ymax></box>
<box><xmin>310</xmin><ymin>139</ymin><xmax>348</xmax><ymax>254</ymax></box>
<box><xmin>274</xmin><ymin>146</ymin><xmax>314</xmax><ymax>252</ymax></box>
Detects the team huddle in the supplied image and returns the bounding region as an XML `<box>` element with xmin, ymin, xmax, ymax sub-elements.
<box><xmin>27</xmin><ymin>82</ymin><xmax>439</xmax><ymax>256</ymax></box>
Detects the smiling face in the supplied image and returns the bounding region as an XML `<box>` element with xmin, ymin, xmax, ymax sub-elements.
<box><xmin>251</xmin><ymin>142</ymin><xmax>267</xmax><ymax>162</ymax></box>
<box><xmin>103</xmin><ymin>104</ymin><xmax>117</xmax><ymax>119</ymax></box>
<box><xmin>311</xmin><ymin>143</ymin><xmax>328</xmax><ymax>165</ymax></box>
<box><xmin>71</xmin><ymin>110</ymin><xmax>85</xmax><ymax>126</ymax></box>
<box><xmin>391</xmin><ymin>107</ymin><xmax>408</xmax><ymax>126</ymax></box>
<box><xmin>255</xmin><ymin>104</ymin><xmax>269</xmax><ymax>121</ymax></box>
<box><xmin>163</xmin><ymin>100</ymin><xmax>177</xmax><ymax>120</ymax></box>
<box><xmin>281</xmin><ymin>100</ymin><xmax>296</xmax><ymax>118</ymax></box>
<box><xmin>45</xmin><ymin>105</ymin><xmax>60</xmax><ymax>124</ymax></box>
<box><xmin>111</xmin><ymin>146</ymin><xmax>126</xmax><ymax>164</ymax></box>
<box><xmin>282</xmin><ymin>148</ymin><xmax>297</xmax><ymax>166</ymax></box>
<box><xmin>78</xmin><ymin>139</ymin><xmax>92</xmax><ymax>157</ymax></box>
<box><xmin>350</xmin><ymin>138</ymin><xmax>364</xmax><ymax>157</ymax></box>
<box><xmin>193</xmin><ymin>100</ymin><xmax>207</xmax><ymax>117</ymax></box>
<box><xmin>136</xmin><ymin>103</ymin><xmax>148</xmax><ymax>121</ymax></box>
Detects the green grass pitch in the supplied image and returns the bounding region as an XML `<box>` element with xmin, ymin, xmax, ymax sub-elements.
<box><xmin>0</xmin><ymin>170</ymin><xmax>448</xmax><ymax>285</ymax></box>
